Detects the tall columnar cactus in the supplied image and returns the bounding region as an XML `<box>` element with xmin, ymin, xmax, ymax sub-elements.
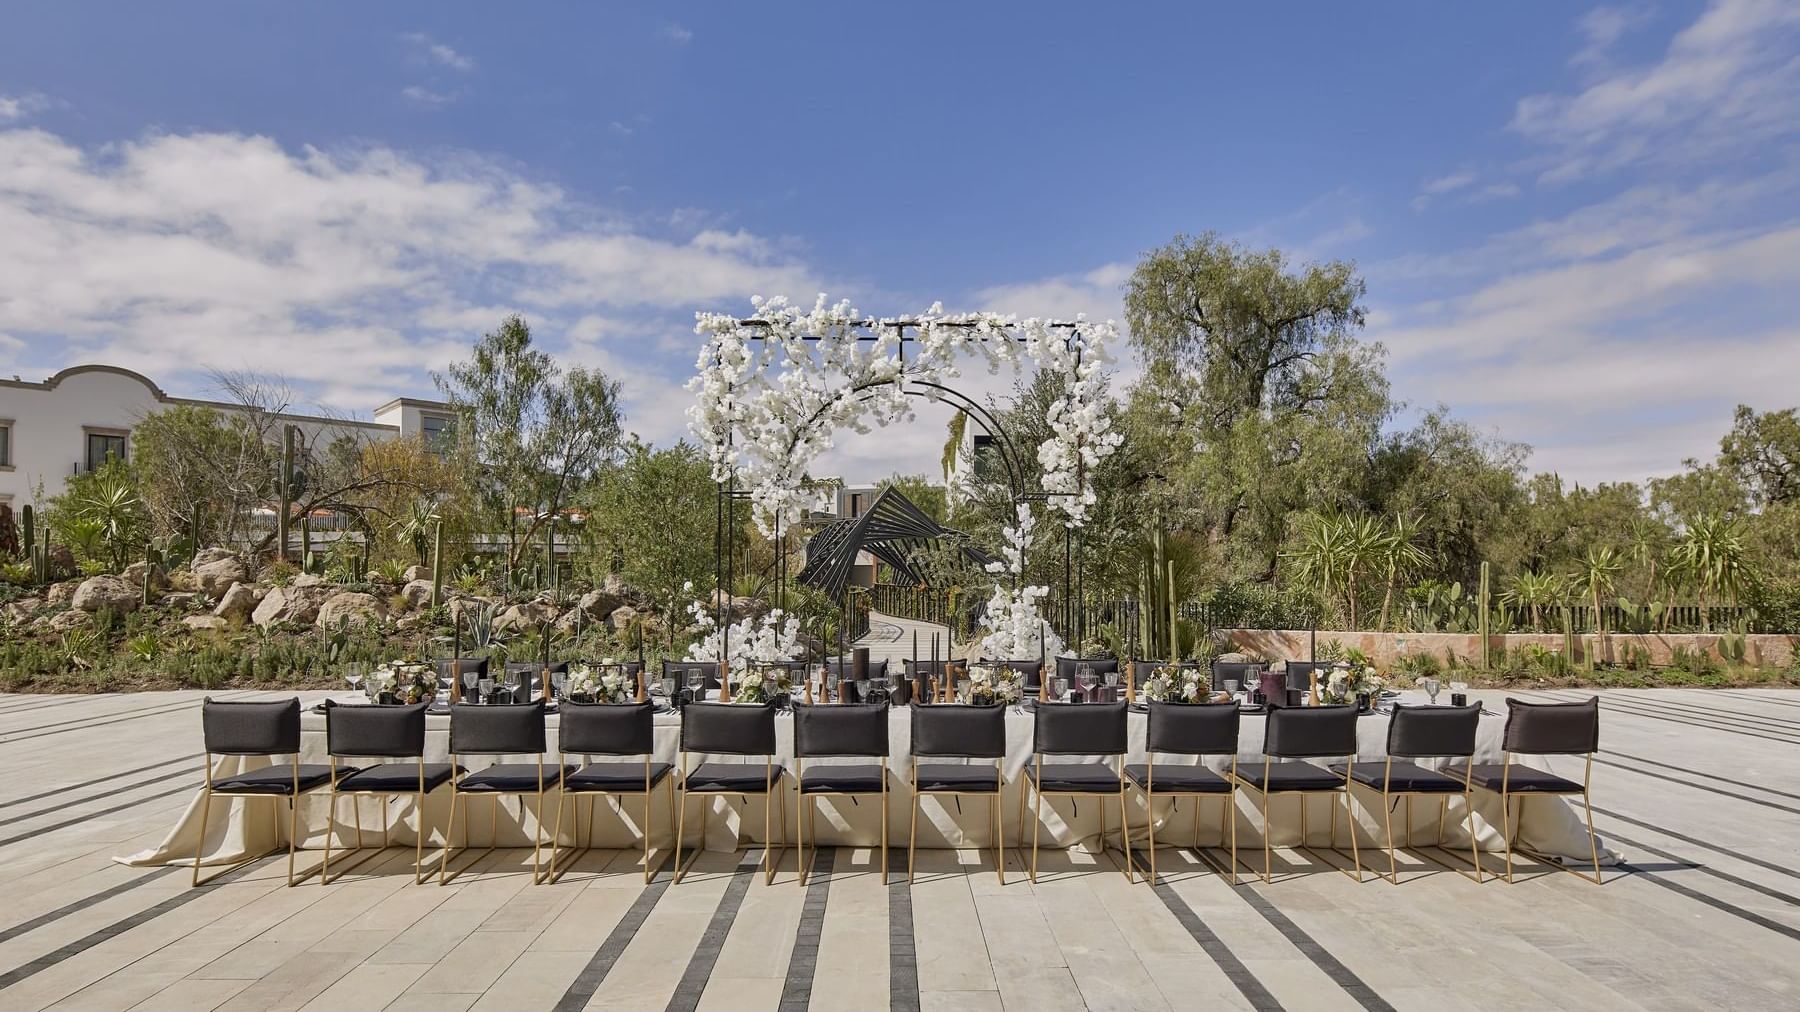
<box><xmin>1562</xmin><ymin>607</ymin><xmax>1577</xmax><ymax>671</ymax></box>
<box><xmin>20</xmin><ymin>505</ymin><xmax>35</xmax><ymax>582</ymax></box>
<box><xmin>300</xmin><ymin>515</ymin><xmax>313</xmax><ymax>573</ymax></box>
<box><xmin>1478</xmin><ymin>561</ymin><xmax>1492</xmax><ymax>670</ymax></box>
<box><xmin>430</xmin><ymin>520</ymin><xmax>444</xmax><ymax>608</ymax></box>
<box><xmin>278</xmin><ymin>425</ymin><xmax>296</xmax><ymax>563</ymax></box>
<box><xmin>141</xmin><ymin>545</ymin><xmax>157</xmax><ymax>607</ymax></box>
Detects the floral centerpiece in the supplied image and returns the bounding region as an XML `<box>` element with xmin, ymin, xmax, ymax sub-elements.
<box><xmin>368</xmin><ymin>661</ymin><xmax>434</xmax><ymax>704</ymax></box>
<box><xmin>731</xmin><ymin>664</ymin><xmax>795</xmax><ymax>704</ymax></box>
<box><xmin>1321</xmin><ymin>662</ymin><xmax>1385</xmax><ymax>706</ymax></box>
<box><xmin>1140</xmin><ymin>665</ymin><xmax>1211</xmax><ymax>703</ymax></box>
<box><xmin>682</xmin><ymin>582</ymin><xmax>804</xmax><ymax>683</ymax></box>
<box><xmin>565</xmin><ymin>662</ymin><xmax>635</xmax><ymax>704</ymax></box>
<box><xmin>960</xmin><ymin>665</ymin><xmax>1023</xmax><ymax>706</ymax></box>
<box><xmin>975</xmin><ymin>504</ymin><xmax>1066</xmax><ymax>661</ymax></box>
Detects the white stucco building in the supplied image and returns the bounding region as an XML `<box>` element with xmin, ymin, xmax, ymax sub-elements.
<box><xmin>0</xmin><ymin>364</ymin><xmax>452</xmax><ymax>509</ymax></box>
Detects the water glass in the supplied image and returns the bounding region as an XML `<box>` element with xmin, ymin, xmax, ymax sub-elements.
<box><xmin>1053</xmin><ymin>676</ymin><xmax>1070</xmax><ymax>702</ymax></box>
<box><xmin>477</xmin><ymin>677</ymin><xmax>494</xmax><ymax>703</ymax></box>
<box><xmin>552</xmin><ymin>671</ymin><xmax>568</xmax><ymax>699</ymax></box>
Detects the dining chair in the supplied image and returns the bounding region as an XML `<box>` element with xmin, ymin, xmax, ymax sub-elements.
<box><xmin>1210</xmin><ymin>660</ymin><xmax>1264</xmax><ymax>692</ymax></box>
<box><xmin>550</xmin><ymin>700</ymin><xmax>674</xmax><ymax>883</ymax></box>
<box><xmin>1333</xmin><ymin>703</ymin><xmax>1483</xmax><ymax>884</ymax></box>
<box><xmin>1055</xmin><ymin>656</ymin><xmax>1119</xmax><ymax>682</ymax></box>
<box><xmin>192</xmin><ymin>697</ymin><xmax>335</xmax><ymax>888</ymax></box>
<box><xmin>826</xmin><ymin>657</ymin><xmax>890</xmax><ymax>702</ymax></box>
<box><xmin>1447</xmin><ymin>696</ymin><xmax>1602</xmax><ymax>884</ymax></box>
<box><xmin>440</xmin><ymin>699</ymin><xmax>571</xmax><ymax>885</ymax></box>
<box><xmin>501</xmin><ymin>661</ymin><xmax>563</xmax><ymax>703</ymax></box>
<box><xmin>662</xmin><ymin>659</ymin><xmax>721</xmax><ymax>699</ymax></box>
<box><xmin>1128</xmin><ymin>700</ymin><xmax>1240</xmax><ymax>884</ymax></box>
<box><xmin>1233</xmin><ymin>704</ymin><xmax>1363</xmax><ymax>882</ymax></box>
<box><xmin>322</xmin><ymin>701</ymin><xmax>457</xmax><ymax>885</ymax></box>
<box><xmin>1020</xmin><ymin>702</ymin><xmax>1131</xmax><ymax>883</ymax></box>
<box><xmin>909</xmin><ymin>703</ymin><xmax>1006</xmax><ymax>885</ymax></box>
<box><xmin>792</xmin><ymin>702</ymin><xmax>889</xmax><ymax>884</ymax></box>
<box><xmin>674</xmin><ymin>702</ymin><xmax>787</xmax><ymax>885</ymax></box>
<box><xmin>435</xmin><ymin>657</ymin><xmax>489</xmax><ymax>700</ymax></box>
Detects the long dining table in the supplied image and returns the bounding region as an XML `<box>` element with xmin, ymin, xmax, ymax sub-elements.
<box><xmin>120</xmin><ymin>696</ymin><xmax>1611</xmax><ymax>872</ymax></box>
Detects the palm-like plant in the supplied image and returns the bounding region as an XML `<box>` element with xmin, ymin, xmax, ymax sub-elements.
<box><xmin>1285</xmin><ymin>511</ymin><xmax>1391</xmax><ymax>629</ymax></box>
<box><xmin>1502</xmin><ymin>569</ymin><xmax>1565</xmax><ymax>632</ymax></box>
<box><xmin>1573</xmin><ymin>546</ymin><xmax>1624</xmax><ymax>634</ymax></box>
<box><xmin>395</xmin><ymin>498</ymin><xmax>441</xmax><ymax>567</ymax></box>
<box><xmin>1375</xmin><ymin>515</ymin><xmax>1432</xmax><ymax>631</ymax></box>
<box><xmin>1666</xmin><ymin>513</ymin><xmax>1757</xmax><ymax>631</ymax></box>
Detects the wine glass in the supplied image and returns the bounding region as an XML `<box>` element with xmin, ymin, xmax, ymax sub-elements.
<box><xmin>1423</xmin><ymin>677</ymin><xmax>1441</xmax><ymax>705</ymax></box>
<box><xmin>344</xmin><ymin>663</ymin><xmax>365</xmax><ymax>700</ymax></box>
<box><xmin>477</xmin><ymin>676</ymin><xmax>494</xmax><ymax>704</ymax></box>
<box><xmin>687</xmin><ymin>668</ymin><xmax>705</xmax><ymax>702</ymax></box>
<box><xmin>551</xmin><ymin>670</ymin><xmax>568</xmax><ymax>700</ymax></box>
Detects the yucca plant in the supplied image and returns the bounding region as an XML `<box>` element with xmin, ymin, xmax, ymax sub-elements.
<box><xmin>1667</xmin><ymin>513</ymin><xmax>1757</xmax><ymax>631</ymax></box>
<box><xmin>1502</xmin><ymin>570</ymin><xmax>1565</xmax><ymax>632</ymax></box>
<box><xmin>1573</xmin><ymin>546</ymin><xmax>1624</xmax><ymax>634</ymax></box>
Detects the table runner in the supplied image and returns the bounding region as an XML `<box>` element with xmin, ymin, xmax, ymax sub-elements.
<box><xmin>119</xmin><ymin>700</ymin><xmax>1612</xmax><ymax>870</ymax></box>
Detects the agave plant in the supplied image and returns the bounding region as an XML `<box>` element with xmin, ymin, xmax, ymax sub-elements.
<box><xmin>1667</xmin><ymin>513</ymin><xmax>1758</xmax><ymax>631</ymax></box>
<box><xmin>1502</xmin><ymin>570</ymin><xmax>1565</xmax><ymax>631</ymax></box>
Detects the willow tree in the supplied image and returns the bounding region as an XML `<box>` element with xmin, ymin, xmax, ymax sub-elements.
<box><xmin>1125</xmin><ymin>232</ymin><xmax>1387</xmax><ymax>580</ymax></box>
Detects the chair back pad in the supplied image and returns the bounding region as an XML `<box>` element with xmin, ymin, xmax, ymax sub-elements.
<box><xmin>904</xmin><ymin>659</ymin><xmax>953</xmax><ymax>679</ymax></box>
<box><xmin>1264</xmin><ymin>705</ymin><xmax>1359</xmax><ymax>758</ymax></box>
<box><xmin>680</xmin><ymin>702</ymin><xmax>777</xmax><ymax>755</ymax></box>
<box><xmin>1211</xmin><ymin>660</ymin><xmax>1264</xmax><ymax>690</ymax></box>
<box><xmin>826</xmin><ymin>658</ymin><xmax>890</xmax><ymax>681</ymax></box>
<box><xmin>662</xmin><ymin>659</ymin><xmax>721</xmax><ymax>690</ymax></box>
<box><xmin>1055</xmin><ymin>657</ymin><xmax>1119</xmax><ymax>682</ymax></box>
<box><xmin>1502</xmin><ymin>696</ymin><xmax>1599</xmax><ymax>755</ymax></box>
<box><xmin>435</xmin><ymin>657</ymin><xmax>489</xmax><ymax>683</ymax></box>
<box><xmin>1386</xmin><ymin>704</ymin><xmax>1480</xmax><ymax>758</ymax></box>
<box><xmin>794</xmin><ymin>703</ymin><xmax>889</xmax><ymax>758</ymax></box>
<box><xmin>1283</xmin><ymin>661</ymin><xmax>1328</xmax><ymax>690</ymax></box>
<box><xmin>560</xmin><ymin>701</ymin><xmax>655</xmax><ymax>755</ymax></box>
<box><xmin>1034</xmin><ymin>702</ymin><xmax>1128</xmax><ymax>755</ymax></box>
<box><xmin>202</xmin><ymin>697</ymin><xmax>302</xmax><ymax>756</ymax></box>
<box><xmin>325</xmin><ymin>701</ymin><xmax>427</xmax><ymax>758</ymax></box>
<box><xmin>1146</xmin><ymin>700</ymin><xmax>1240</xmax><ymax>756</ymax></box>
<box><xmin>910</xmin><ymin>703</ymin><xmax>1006</xmax><ymax>758</ymax></box>
<box><xmin>448</xmin><ymin>699</ymin><xmax>548</xmax><ymax>756</ymax></box>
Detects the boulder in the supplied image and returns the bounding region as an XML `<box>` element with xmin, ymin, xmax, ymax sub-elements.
<box><xmin>182</xmin><ymin>615</ymin><xmax>228</xmax><ymax>632</ymax></box>
<box><xmin>607</xmin><ymin>605</ymin><xmax>639</xmax><ymax>631</ymax></box>
<box><xmin>400</xmin><ymin>579</ymin><xmax>436</xmax><ymax>610</ymax></box>
<box><xmin>316</xmin><ymin>592</ymin><xmax>387</xmax><ymax>629</ymax></box>
<box><xmin>44</xmin><ymin>609</ymin><xmax>90</xmax><ymax>633</ymax></box>
<box><xmin>494</xmin><ymin>599</ymin><xmax>558</xmax><ymax>634</ymax></box>
<box><xmin>191</xmin><ymin>548</ymin><xmax>237</xmax><ymax>568</ymax></box>
<box><xmin>576</xmin><ymin>589</ymin><xmax>625</xmax><ymax>621</ymax></box>
<box><xmin>447</xmin><ymin>596</ymin><xmax>497</xmax><ymax>626</ymax></box>
<box><xmin>46</xmin><ymin>580</ymin><xmax>80</xmax><ymax>606</ymax></box>
<box><xmin>213</xmin><ymin>582</ymin><xmax>258</xmax><ymax>621</ymax></box>
<box><xmin>292</xmin><ymin>572</ymin><xmax>326</xmax><ymax>588</ymax></box>
<box><xmin>403</xmin><ymin>564</ymin><xmax>430</xmax><ymax>583</ymax></box>
<box><xmin>159</xmin><ymin>591</ymin><xmax>206</xmax><ymax>609</ymax></box>
<box><xmin>251</xmin><ymin>583</ymin><xmax>335</xmax><ymax>628</ymax></box>
<box><xmin>191</xmin><ymin>553</ymin><xmax>248</xmax><ymax>599</ymax></box>
<box><xmin>122</xmin><ymin>560</ymin><xmax>169</xmax><ymax>592</ymax></box>
<box><xmin>711</xmin><ymin>590</ymin><xmax>765</xmax><ymax>621</ymax></box>
<box><xmin>4</xmin><ymin>596</ymin><xmax>45</xmax><ymax>621</ymax></box>
<box><xmin>71</xmin><ymin>575</ymin><xmax>140</xmax><ymax>614</ymax></box>
<box><xmin>394</xmin><ymin>613</ymin><xmax>425</xmax><ymax>631</ymax></box>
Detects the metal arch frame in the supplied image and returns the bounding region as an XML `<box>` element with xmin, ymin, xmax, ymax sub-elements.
<box><xmin>708</xmin><ymin>318</ymin><xmax>1096</xmax><ymax>663</ymax></box>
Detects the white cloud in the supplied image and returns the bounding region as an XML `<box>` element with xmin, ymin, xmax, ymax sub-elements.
<box><xmin>401</xmin><ymin>85</ymin><xmax>455</xmax><ymax>106</ymax></box>
<box><xmin>1571</xmin><ymin>5</ymin><xmax>1652</xmax><ymax>67</ymax></box>
<box><xmin>1513</xmin><ymin>0</ymin><xmax>1800</xmax><ymax>180</ymax></box>
<box><xmin>0</xmin><ymin>92</ymin><xmax>49</xmax><ymax>123</ymax></box>
<box><xmin>0</xmin><ymin>127</ymin><xmax>824</xmax><ymax>421</ymax></box>
<box><xmin>401</xmin><ymin>32</ymin><xmax>475</xmax><ymax>72</ymax></box>
<box><xmin>974</xmin><ymin>263</ymin><xmax>1129</xmax><ymax>323</ymax></box>
<box><xmin>661</xmin><ymin>22</ymin><xmax>694</xmax><ymax>45</ymax></box>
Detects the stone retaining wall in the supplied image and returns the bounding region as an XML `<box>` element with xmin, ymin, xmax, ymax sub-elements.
<box><xmin>1217</xmin><ymin>629</ymin><xmax>1799</xmax><ymax>669</ymax></box>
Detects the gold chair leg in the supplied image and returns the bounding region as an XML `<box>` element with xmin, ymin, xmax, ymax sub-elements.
<box><xmin>1259</xmin><ymin>789</ymin><xmax>1272</xmax><ymax>884</ymax></box>
<box><xmin>414</xmin><ymin>788</ymin><xmax>427</xmax><ymax>885</ymax></box>
<box><xmin>1119</xmin><ymin>788</ymin><xmax>1132</xmax><ymax>882</ymax></box>
<box><xmin>1382</xmin><ymin>789</ymin><xmax>1399</xmax><ymax>885</ymax></box>
<box><xmin>796</xmin><ymin>793</ymin><xmax>808</xmax><ymax>887</ymax></box>
<box><xmin>1501</xmin><ymin>794</ymin><xmax>1516</xmax><ymax>884</ymax></box>
<box><xmin>764</xmin><ymin>788</ymin><xmax>774</xmax><ymax>886</ymax></box>
<box><xmin>1583</xmin><ymin>789</ymin><xmax>1603</xmax><ymax>885</ymax></box>
<box><xmin>1464</xmin><ymin>789</ymin><xmax>1483</xmax><ymax>884</ymax></box>
<box><xmin>354</xmin><ymin>794</ymin><xmax>364</xmax><ymax>850</ymax></box>
<box><xmin>907</xmin><ymin>789</ymin><xmax>919</xmax><ymax>885</ymax></box>
<box><xmin>674</xmin><ymin>788</ymin><xmax>688</xmax><ymax>884</ymax></box>
<box><xmin>882</xmin><ymin>785</ymin><xmax>891</xmax><ymax>886</ymax></box>
<box><xmin>322</xmin><ymin>791</ymin><xmax>336</xmax><ymax>885</ymax></box>
<box><xmin>1344</xmin><ymin>789</ymin><xmax>1362</xmax><ymax>883</ymax></box>
<box><xmin>1225</xmin><ymin>792</ymin><xmax>1238</xmax><ymax>886</ymax></box>
<box><xmin>191</xmin><ymin>789</ymin><xmax>212</xmax><ymax>887</ymax></box>
<box><xmin>1031</xmin><ymin>786</ymin><xmax>1042</xmax><ymax>883</ymax></box>
<box><xmin>440</xmin><ymin>790</ymin><xmax>461</xmax><ymax>886</ymax></box>
<box><xmin>286</xmin><ymin>797</ymin><xmax>301</xmax><ymax>887</ymax></box>
<box><xmin>643</xmin><ymin>790</ymin><xmax>654</xmax><ymax>885</ymax></box>
<box><xmin>992</xmin><ymin>794</ymin><xmax>1003</xmax><ymax>886</ymax></box>
<box><xmin>1146</xmin><ymin>789</ymin><xmax>1157</xmax><ymax>886</ymax></box>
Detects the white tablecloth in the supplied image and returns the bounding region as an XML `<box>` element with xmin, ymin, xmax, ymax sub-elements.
<box><xmin>120</xmin><ymin>699</ymin><xmax>1611</xmax><ymax>869</ymax></box>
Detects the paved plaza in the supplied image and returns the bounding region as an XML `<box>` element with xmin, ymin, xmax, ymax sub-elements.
<box><xmin>0</xmin><ymin>687</ymin><xmax>1796</xmax><ymax>1011</ymax></box>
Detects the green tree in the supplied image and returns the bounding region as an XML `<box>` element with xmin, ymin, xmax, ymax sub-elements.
<box><xmin>1667</xmin><ymin>513</ymin><xmax>1757</xmax><ymax>630</ymax></box>
<box><xmin>1719</xmin><ymin>404</ymin><xmax>1800</xmax><ymax>507</ymax></box>
<box><xmin>437</xmin><ymin>315</ymin><xmax>625</xmax><ymax>573</ymax></box>
<box><xmin>1125</xmin><ymin>232</ymin><xmax>1389</xmax><ymax>579</ymax></box>
<box><xmin>579</xmin><ymin>439</ymin><xmax>717</xmax><ymax>627</ymax></box>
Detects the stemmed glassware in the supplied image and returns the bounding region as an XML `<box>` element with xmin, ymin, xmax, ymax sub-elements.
<box><xmin>687</xmin><ymin>667</ymin><xmax>705</xmax><ymax>703</ymax></box>
<box><xmin>344</xmin><ymin>663</ymin><xmax>366</xmax><ymax>701</ymax></box>
<box><xmin>1076</xmin><ymin>663</ymin><xmax>1094</xmax><ymax>702</ymax></box>
<box><xmin>477</xmin><ymin>676</ymin><xmax>495</xmax><ymax>704</ymax></box>
<box><xmin>1052</xmin><ymin>675</ymin><xmax>1070</xmax><ymax>702</ymax></box>
<box><xmin>1423</xmin><ymin>677</ymin><xmax>1441</xmax><ymax>705</ymax></box>
<box><xmin>1224</xmin><ymin>678</ymin><xmax>1240</xmax><ymax>703</ymax></box>
<box><xmin>462</xmin><ymin>670</ymin><xmax>480</xmax><ymax>702</ymax></box>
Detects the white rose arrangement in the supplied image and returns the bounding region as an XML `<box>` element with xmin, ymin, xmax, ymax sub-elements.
<box><xmin>961</xmin><ymin>665</ymin><xmax>1023</xmax><ymax>706</ymax></box>
<box><xmin>1141</xmin><ymin>665</ymin><xmax>1210</xmax><ymax>703</ymax></box>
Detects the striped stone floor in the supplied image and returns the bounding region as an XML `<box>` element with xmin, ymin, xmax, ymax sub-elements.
<box><xmin>0</xmin><ymin>687</ymin><xmax>1797</xmax><ymax>1010</ymax></box>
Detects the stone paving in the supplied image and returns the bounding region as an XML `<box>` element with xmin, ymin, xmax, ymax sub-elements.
<box><xmin>0</xmin><ymin>686</ymin><xmax>1797</xmax><ymax>1010</ymax></box>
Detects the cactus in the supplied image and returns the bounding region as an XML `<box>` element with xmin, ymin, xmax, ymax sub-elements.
<box><xmin>1561</xmin><ymin>607</ymin><xmax>1576</xmax><ymax>670</ymax></box>
<box><xmin>300</xmin><ymin>515</ymin><xmax>314</xmax><ymax>573</ymax></box>
<box><xmin>277</xmin><ymin>425</ymin><xmax>296</xmax><ymax>564</ymax></box>
<box><xmin>21</xmin><ymin>505</ymin><xmax>36</xmax><ymax>583</ymax></box>
<box><xmin>1478</xmin><ymin>561</ymin><xmax>1491</xmax><ymax>670</ymax></box>
<box><xmin>430</xmin><ymin>520</ymin><xmax>444</xmax><ymax>608</ymax></box>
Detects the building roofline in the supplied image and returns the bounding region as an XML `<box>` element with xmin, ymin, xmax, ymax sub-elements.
<box><xmin>0</xmin><ymin>364</ymin><xmax>411</xmax><ymax>432</ymax></box>
<box><xmin>374</xmin><ymin>396</ymin><xmax>453</xmax><ymax>415</ymax></box>
<box><xmin>0</xmin><ymin>364</ymin><xmax>170</xmax><ymax>397</ymax></box>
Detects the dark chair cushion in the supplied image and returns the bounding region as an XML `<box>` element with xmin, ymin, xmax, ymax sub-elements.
<box><xmin>1331</xmin><ymin>760</ymin><xmax>1467</xmax><ymax>794</ymax></box>
<box><xmin>212</xmin><ymin>764</ymin><xmax>337</xmax><ymax>795</ymax></box>
<box><xmin>563</xmin><ymin>762</ymin><xmax>674</xmax><ymax>793</ymax></box>
<box><xmin>683</xmin><ymin>762</ymin><xmax>783</xmax><ymax>793</ymax></box>
<box><xmin>1125</xmin><ymin>763</ymin><xmax>1232</xmax><ymax>794</ymax></box>
<box><xmin>798</xmin><ymin>764</ymin><xmax>887</xmax><ymax>794</ymax></box>
<box><xmin>1234</xmin><ymin>763</ymin><xmax>1346</xmax><ymax>793</ymax></box>
<box><xmin>334</xmin><ymin>762</ymin><xmax>458</xmax><ymax>794</ymax></box>
<box><xmin>1449</xmin><ymin>763</ymin><xmax>1585</xmax><ymax>794</ymax></box>
<box><xmin>456</xmin><ymin>762</ymin><xmax>575</xmax><ymax>793</ymax></box>
<box><xmin>1025</xmin><ymin>762</ymin><xmax>1122</xmax><ymax>793</ymax></box>
<box><xmin>913</xmin><ymin>762</ymin><xmax>1001</xmax><ymax>793</ymax></box>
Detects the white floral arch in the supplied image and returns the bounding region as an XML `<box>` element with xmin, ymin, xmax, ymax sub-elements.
<box><xmin>686</xmin><ymin>294</ymin><xmax>1124</xmax><ymax>535</ymax></box>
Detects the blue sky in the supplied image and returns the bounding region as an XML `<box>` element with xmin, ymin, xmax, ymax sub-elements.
<box><xmin>2</xmin><ymin>1</ymin><xmax>1797</xmax><ymax>485</ymax></box>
